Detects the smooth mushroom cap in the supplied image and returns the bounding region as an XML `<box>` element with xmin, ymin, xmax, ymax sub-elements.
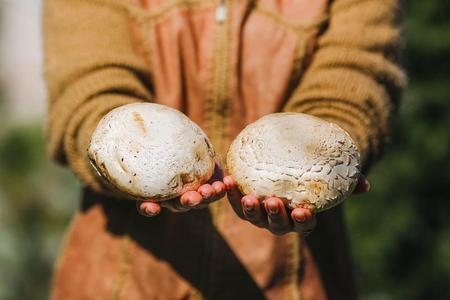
<box><xmin>88</xmin><ymin>103</ymin><xmax>216</xmax><ymax>201</ymax></box>
<box><xmin>227</xmin><ymin>113</ymin><xmax>361</xmax><ymax>212</ymax></box>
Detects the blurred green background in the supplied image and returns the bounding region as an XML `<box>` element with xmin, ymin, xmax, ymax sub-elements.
<box><xmin>0</xmin><ymin>1</ymin><xmax>449</xmax><ymax>299</ymax></box>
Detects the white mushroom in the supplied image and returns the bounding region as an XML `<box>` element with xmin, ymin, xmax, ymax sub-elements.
<box><xmin>227</xmin><ymin>113</ymin><xmax>361</xmax><ymax>212</ymax></box>
<box><xmin>88</xmin><ymin>103</ymin><xmax>217</xmax><ymax>201</ymax></box>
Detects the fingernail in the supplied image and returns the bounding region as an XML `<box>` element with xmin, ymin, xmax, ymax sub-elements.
<box><xmin>212</xmin><ymin>181</ymin><xmax>224</xmax><ymax>194</ymax></box>
<box><xmin>183</xmin><ymin>191</ymin><xmax>202</xmax><ymax>207</ymax></box>
<box><xmin>188</xmin><ymin>200</ymin><xmax>200</xmax><ymax>207</ymax></box>
<box><xmin>202</xmin><ymin>191</ymin><xmax>213</xmax><ymax>198</ymax></box>
<box><xmin>144</xmin><ymin>208</ymin><xmax>157</xmax><ymax>217</ymax></box>
<box><xmin>244</xmin><ymin>200</ymin><xmax>254</xmax><ymax>212</ymax></box>
<box><xmin>268</xmin><ymin>204</ymin><xmax>279</xmax><ymax>215</ymax></box>
<box><xmin>199</xmin><ymin>185</ymin><xmax>215</xmax><ymax>198</ymax></box>
<box><xmin>294</xmin><ymin>212</ymin><xmax>306</xmax><ymax>222</ymax></box>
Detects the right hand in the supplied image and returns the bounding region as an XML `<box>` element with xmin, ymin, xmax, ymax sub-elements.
<box><xmin>137</xmin><ymin>162</ymin><xmax>226</xmax><ymax>217</ymax></box>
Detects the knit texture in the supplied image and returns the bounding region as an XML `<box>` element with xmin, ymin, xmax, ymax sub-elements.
<box><xmin>44</xmin><ymin>0</ymin><xmax>154</xmax><ymax>193</ymax></box>
<box><xmin>284</xmin><ymin>0</ymin><xmax>406</xmax><ymax>169</ymax></box>
<box><xmin>44</xmin><ymin>0</ymin><xmax>405</xmax><ymax>299</ymax></box>
<box><xmin>45</xmin><ymin>0</ymin><xmax>405</xmax><ymax>192</ymax></box>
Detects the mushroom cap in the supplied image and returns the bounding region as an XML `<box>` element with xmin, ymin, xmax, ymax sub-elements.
<box><xmin>227</xmin><ymin>113</ymin><xmax>361</xmax><ymax>212</ymax></box>
<box><xmin>88</xmin><ymin>103</ymin><xmax>216</xmax><ymax>201</ymax></box>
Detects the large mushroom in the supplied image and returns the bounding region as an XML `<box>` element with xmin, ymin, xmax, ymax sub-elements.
<box><xmin>226</xmin><ymin>113</ymin><xmax>361</xmax><ymax>212</ymax></box>
<box><xmin>88</xmin><ymin>103</ymin><xmax>217</xmax><ymax>201</ymax></box>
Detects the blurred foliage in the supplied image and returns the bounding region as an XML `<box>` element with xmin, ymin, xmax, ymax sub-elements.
<box><xmin>345</xmin><ymin>1</ymin><xmax>450</xmax><ymax>300</ymax></box>
<box><xmin>0</xmin><ymin>1</ymin><xmax>449</xmax><ymax>300</ymax></box>
<box><xmin>0</xmin><ymin>124</ymin><xmax>79</xmax><ymax>299</ymax></box>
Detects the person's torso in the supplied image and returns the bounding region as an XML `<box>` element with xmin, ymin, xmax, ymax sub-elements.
<box><xmin>128</xmin><ymin>1</ymin><xmax>330</xmax><ymax>299</ymax></box>
<box><xmin>54</xmin><ymin>1</ymin><xmax>349</xmax><ymax>299</ymax></box>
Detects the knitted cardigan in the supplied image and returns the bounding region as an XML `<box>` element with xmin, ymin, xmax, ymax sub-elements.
<box><xmin>44</xmin><ymin>0</ymin><xmax>405</xmax><ymax>299</ymax></box>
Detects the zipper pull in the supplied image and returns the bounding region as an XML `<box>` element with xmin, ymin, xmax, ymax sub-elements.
<box><xmin>215</xmin><ymin>0</ymin><xmax>226</xmax><ymax>23</ymax></box>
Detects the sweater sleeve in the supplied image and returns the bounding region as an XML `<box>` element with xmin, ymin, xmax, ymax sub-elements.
<box><xmin>284</xmin><ymin>0</ymin><xmax>406</xmax><ymax>171</ymax></box>
<box><xmin>44</xmin><ymin>0</ymin><xmax>153</xmax><ymax>193</ymax></box>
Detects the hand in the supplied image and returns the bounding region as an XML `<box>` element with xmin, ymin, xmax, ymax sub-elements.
<box><xmin>223</xmin><ymin>175</ymin><xmax>370</xmax><ymax>236</ymax></box>
<box><xmin>137</xmin><ymin>163</ymin><xmax>226</xmax><ymax>217</ymax></box>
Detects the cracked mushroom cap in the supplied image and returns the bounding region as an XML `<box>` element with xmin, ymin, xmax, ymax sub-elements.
<box><xmin>227</xmin><ymin>113</ymin><xmax>361</xmax><ymax>212</ymax></box>
<box><xmin>88</xmin><ymin>103</ymin><xmax>216</xmax><ymax>201</ymax></box>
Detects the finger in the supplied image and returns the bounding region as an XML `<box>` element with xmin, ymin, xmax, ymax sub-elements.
<box><xmin>223</xmin><ymin>176</ymin><xmax>245</xmax><ymax>219</ymax></box>
<box><xmin>180</xmin><ymin>191</ymin><xmax>203</xmax><ymax>207</ymax></box>
<box><xmin>241</xmin><ymin>195</ymin><xmax>267</xmax><ymax>228</ymax></box>
<box><xmin>211</xmin><ymin>181</ymin><xmax>226</xmax><ymax>199</ymax></box>
<box><xmin>198</xmin><ymin>183</ymin><xmax>216</xmax><ymax>201</ymax></box>
<box><xmin>137</xmin><ymin>201</ymin><xmax>161</xmax><ymax>217</ymax></box>
<box><xmin>265</xmin><ymin>197</ymin><xmax>291</xmax><ymax>235</ymax></box>
<box><xmin>201</xmin><ymin>181</ymin><xmax>226</xmax><ymax>204</ymax></box>
<box><xmin>291</xmin><ymin>208</ymin><xmax>316</xmax><ymax>235</ymax></box>
<box><xmin>291</xmin><ymin>207</ymin><xmax>313</xmax><ymax>222</ymax></box>
<box><xmin>353</xmin><ymin>174</ymin><xmax>370</xmax><ymax>194</ymax></box>
<box><xmin>190</xmin><ymin>181</ymin><xmax>226</xmax><ymax>209</ymax></box>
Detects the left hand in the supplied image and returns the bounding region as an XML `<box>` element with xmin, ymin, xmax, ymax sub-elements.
<box><xmin>223</xmin><ymin>175</ymin><xmax>370</xmax><ymax>236</ymax></box>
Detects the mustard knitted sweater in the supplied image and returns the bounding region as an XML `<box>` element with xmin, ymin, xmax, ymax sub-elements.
<box><xmin>44</xmin><ymin>0</ymin><xmax>405</xmax><ymax>194</ymax></box>
<box><xmin>44</xmin><ymin>1</ymin><xmax>405</xmax><ymax>299</ymax></box>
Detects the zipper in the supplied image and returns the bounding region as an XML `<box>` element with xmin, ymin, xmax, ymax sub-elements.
<box><xmin>215</xmin><ymin>0</ymin><xmax>227</xmax><ymax>23</ymax></box>
<box><xmin>207</xmin><ymin>0</ymin><xmax>232</xmax><ymax>297</ymax></box>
